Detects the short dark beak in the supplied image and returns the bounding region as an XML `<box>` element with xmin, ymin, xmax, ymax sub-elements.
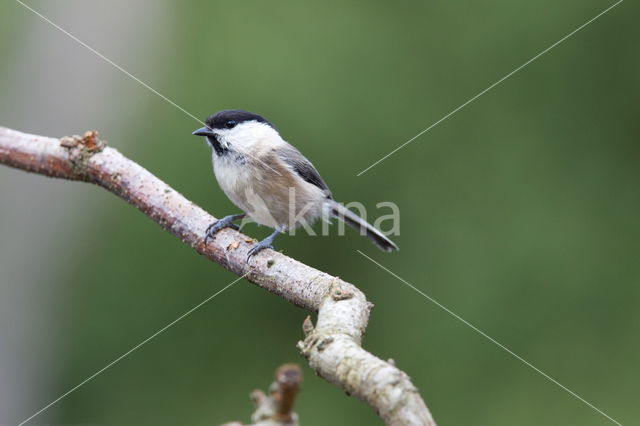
<box><xmin>192</xmin><ymin>126</ymin><xmax>215</xmax><ymax>137</ymax></box>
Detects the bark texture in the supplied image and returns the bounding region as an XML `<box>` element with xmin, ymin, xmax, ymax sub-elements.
<box><xmin>0</xmin><ymin>126</ymin><xmax>436</xmax><ymax>426</ymax></box>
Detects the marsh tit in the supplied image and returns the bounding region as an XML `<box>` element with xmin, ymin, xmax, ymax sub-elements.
<box><xmin>193</xmin><ymin>110</ymin><xmax>399</xmax><ymax>259</ymax></box>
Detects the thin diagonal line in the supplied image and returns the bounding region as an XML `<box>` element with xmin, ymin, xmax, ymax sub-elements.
<box><xmin>357</xmin><ymin>250</ymin><xmax>623</xmax><ymax>426</ymax></box>
<box><xmin>14</xmin><ymin>0</ymin><xmax>283</xmax><ymax>176</ymax></box>
<box><xmin>17</xmin><ymin>273</ymin><xmax>248</xmax><ymax>426</ymax></box>
<box><xmin>14</xmin><ymin>0</ymin><xmax>202</xmax><ymax>124</ymax></box>
<box><xmin>356</xmin><ymin>0</ymin><xmax>623</xmax><ymax>176</ymax></box>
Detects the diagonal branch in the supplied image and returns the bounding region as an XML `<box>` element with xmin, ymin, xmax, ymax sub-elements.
<box><xmin>0</xmin><ymin>126</ymin><xmax>436</xmax><ymax>426</ymax></box>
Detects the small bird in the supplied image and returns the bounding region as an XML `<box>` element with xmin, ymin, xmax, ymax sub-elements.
<box><xmin>193</xmin><ymin>110</ymin><xmax>398</xmax><ymax>259</ymax></box>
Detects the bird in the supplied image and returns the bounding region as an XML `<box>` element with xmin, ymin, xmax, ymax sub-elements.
<box><xmin>192</xmin><ymin>109</ymin><xmax>398</xmax><ymax>259</ymax></box>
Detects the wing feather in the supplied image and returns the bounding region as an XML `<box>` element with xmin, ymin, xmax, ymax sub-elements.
<box><xmin>274</xmin><ymin>145</ymin><xmax>332</xmax><ymax>198</ymax></box>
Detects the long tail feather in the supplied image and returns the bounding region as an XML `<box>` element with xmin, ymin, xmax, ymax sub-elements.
<box><xmin>328</xmin><ymin>200</ymin><xmax>399</xmax><ymax>252</ymax></box>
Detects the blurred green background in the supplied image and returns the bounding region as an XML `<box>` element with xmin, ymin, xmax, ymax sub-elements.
<box><xmin>1</xmin><ymin>1</ymin><xmax>638</xmax><ymax>425</ymax></box>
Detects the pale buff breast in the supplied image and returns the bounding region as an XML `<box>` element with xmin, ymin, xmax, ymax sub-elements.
<box><xmin>213</xmin><ymin>150</ymin><xmax>326</xmax><ymax>229</ymax></box>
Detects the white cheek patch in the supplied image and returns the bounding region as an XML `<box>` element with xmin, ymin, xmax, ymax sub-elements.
<box><xmin>221</xmin><ymin>122</ymin><xmax>281</xmax><ymax>153</ymax></box>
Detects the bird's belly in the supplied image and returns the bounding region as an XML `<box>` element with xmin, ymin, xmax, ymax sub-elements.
<box><xmin>213</xmin><ymin>156</ymin><xmax>323</xmax><ymax>229</ymax></box>
<box><xmin>213</xmin><ymin>156</ymin><xmax>254</xmax><ymax>212</ymax></box>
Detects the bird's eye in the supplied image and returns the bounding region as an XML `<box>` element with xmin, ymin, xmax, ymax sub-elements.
<box><xmin>225</xmin><ymin>120</ymin><xmax>237</xmax><ymax>129</ymax></box>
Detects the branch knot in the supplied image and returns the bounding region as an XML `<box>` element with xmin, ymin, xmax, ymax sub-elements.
<box><xmin>60</xmin><ymin>130</ymin><xmax>106</xmax><ymax>177</ymax></box>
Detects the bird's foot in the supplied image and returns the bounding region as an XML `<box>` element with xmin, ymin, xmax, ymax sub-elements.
<box><xmin>246</xmin><ymin>229</ymin><xmax>282</xmax><ymax>261</ymax></box>
<box><xmin>246</xmin><ymin>240</ymin><xmax>274</xmax><ymax>260</ymax></box>
<box><xmin>204</xmin><ymin>213</ymin><xmax>245</xmax><ymax>245</ymax></box>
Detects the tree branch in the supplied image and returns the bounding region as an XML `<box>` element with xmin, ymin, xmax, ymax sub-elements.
<box><xmin>0</xmin><ymin>126</ymin><xmax>436</xmax><ymax>426</ymax></box>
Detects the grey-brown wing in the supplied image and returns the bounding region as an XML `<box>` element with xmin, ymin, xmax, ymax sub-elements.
<box><xmin>274</xmin><ymin>145</ymin><xmax>332</xmax><ymax>198</ymax></box>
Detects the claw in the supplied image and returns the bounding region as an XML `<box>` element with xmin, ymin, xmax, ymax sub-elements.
<box><xmin>246</xmin><ymin>228</ymin><xmax>282</xmax><ymax>261</ymax></box>
<box><xmin>204</xmin><ymin>213</ymin><xmax>244</xmax><ymax>245</ymax></box>
<box><xmin>246</xmin><ymin>242</ymin><xmax>274</xmax><ymax>260</ymax></box>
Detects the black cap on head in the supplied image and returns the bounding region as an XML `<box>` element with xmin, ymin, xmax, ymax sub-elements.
<box><xmin>205</xmin><ymin>110</ymin><xmax>274</xmax><ymax>130</ymax></box>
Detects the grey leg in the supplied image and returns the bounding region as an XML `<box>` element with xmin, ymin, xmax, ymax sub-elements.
<box><xmin>247</xmin><ymin>228</ymin><xmax>282</xmax><ymax>260</ymax></box>
<box><xmin>204</xmin><ymin>213</ymin><xmax>246</xmax><ymax>244</ymax></box>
